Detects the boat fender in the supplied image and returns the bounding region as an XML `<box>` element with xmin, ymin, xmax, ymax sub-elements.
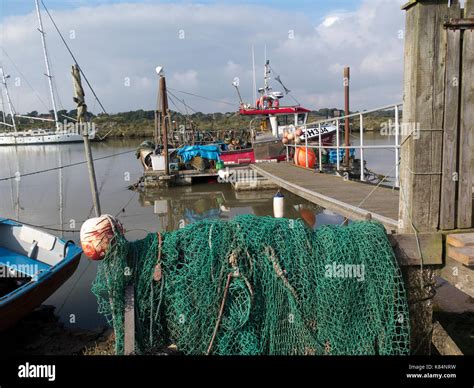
<box><xmin>273</xmin><ymin>190</ymin><xmax>285</xmax><ymax>218</ymax></box>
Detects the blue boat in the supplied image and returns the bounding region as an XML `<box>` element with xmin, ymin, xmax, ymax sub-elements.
<box><xmin>0</xmin><ymin>219</ymin><xmax>82</xmax><ymax>332</ymax></box>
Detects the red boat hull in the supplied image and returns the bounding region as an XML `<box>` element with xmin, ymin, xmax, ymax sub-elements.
<box><xmin>220</xmin><ymin>131</ymin><xmax>336</xmax><ymax>165</ymax></box>
<box><xmin>220</xmin><ymin>149</ymin><xmax>256</xmax><ymax>164</ymax></box>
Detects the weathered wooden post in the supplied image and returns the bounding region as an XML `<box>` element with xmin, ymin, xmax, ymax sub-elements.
<box><xmin>399</xmin><ymin>0</ymin><xmax>474</xmax><ymax>354</ymax></box>
<box><xmin>399</xmin><ymin>0</ymin><xmax>449</xmax><ymax>355</ymax></box>
<box><xmin>72</xmin><ymin>64</ymin><xmax>101</xmax><ymax>217</ymax></box>
<box><xmin>159</xmin><ymin>74</ymin><xmax>170</xmax><ymax>176</ymax></box>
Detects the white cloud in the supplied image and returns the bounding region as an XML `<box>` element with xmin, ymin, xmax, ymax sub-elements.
<box><xmin>321</xmin><ymin>16</ymin><xmax>341</xmax><ymax>28</ymax></box>
<box><xmin>171</xmin><ymin>69</ymin><xmax>199</xmax><ymax>91</ymax></box>
<box><xmin>0</xmin><ymin>0</ymin><xmax>405</xmax><ymax>114</ymax></box>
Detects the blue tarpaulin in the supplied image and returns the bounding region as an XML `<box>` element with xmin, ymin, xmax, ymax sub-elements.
<box><xmin>177</xmin><ymin>145</ymin><xmax>221</xmax><ymax>163</ymax></box>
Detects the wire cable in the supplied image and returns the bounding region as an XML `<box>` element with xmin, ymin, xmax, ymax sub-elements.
<box><xmin>0</xmin><ymin>149</ymin><xmax>135</xmax><ymax>182</ymax></box>
<box><xmin>168</xmin><ymin>87</ymin><xmax>235</xmax><ymax>107</ymax></box>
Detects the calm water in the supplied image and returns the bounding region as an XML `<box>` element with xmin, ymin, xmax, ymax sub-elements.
<box><xmin>0</xmin><ymin>133</ymin><xmax>396</xmax><ymax>329</ymax></box>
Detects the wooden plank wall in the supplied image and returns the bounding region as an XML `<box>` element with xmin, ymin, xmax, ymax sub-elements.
<box><xmin>399</xmin><ymin>0</ymin><xmax>448</xmax><ymax>234</ymax></box>
<box><xmin>400</xmin><ymin>0</ymin><xmax>474</xmax><ymax>355</ymax></box>
<box><xmin>458</xmin><ymin>0</ymin><xmax>474</xmax><ymax>228</ymax></box>
<box><xmin>403</xmin><ymin>0</ymin><xmax>473</xmax><ymax>232</ymax></box>
<box><xmin>439</xmin><ymin>0</ymin><xmax>474</xmax><ymax>229</ymax></box>
<box><xmin>400</xmin><ymin>0</ymin><xmax>449</xmax><ymax>356</ymax></box>
<box><xmin>440</xmin><ymin>2</ymin><xmax>462</xmax><ymax>229</ymax></box>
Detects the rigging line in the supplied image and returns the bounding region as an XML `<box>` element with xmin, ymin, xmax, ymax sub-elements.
<box><xmin>0</xmin><ymin>149</ymin><xmax>135</xmax><ymax>182</ymax></box>
<box><xmin>167</xmin><ymin>93</ymin><xmax>185</xmax><ymax>116</ymax></box>
<box><xmin>167</xmin><ymin>90</ymin><xmax>198</xmax><ymax>114</ymax></box>
<box><xmin>168</xmin><ymin>87</ymin><xmax>235</xmax><ymax>106</ymax></box>
<box><xmin>40</xmin><ymin>0</ymin><xmax>107</xmax><ymax>114</ymax></box>
<box><xmin>115</xmin><ymin>190</ymin><xmax>138</xmax><ymax>218</ymax></box>
<box><xmin>42</xmin><ymin>42</ymin><xmax>63</xmax><ymax>113</ymax></box>
<box><xmin>268</xmin><ymin>64</ymin><xmax>300</xmax><ymax>106</ymax></box>
<box><xmin>0</xmin><ymin>48</ymin><xmax>51</xmax><ymax>112</ymax></box>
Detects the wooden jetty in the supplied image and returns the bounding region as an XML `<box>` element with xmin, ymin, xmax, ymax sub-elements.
<box><xmin>251</xmin><ymin>163</ymin><xmax>399</xmax><ymax>229</ymax></box>
<box><xmin>143</xmin><ymin>169</ymin><xmax>218</xmax><ymax>188</ymax></box>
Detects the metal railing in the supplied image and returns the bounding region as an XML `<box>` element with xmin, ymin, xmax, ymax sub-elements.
<box><xmin>284</xmin><ymin>103</ymin><xmax>402</xmax><ymax>187</ymax></box>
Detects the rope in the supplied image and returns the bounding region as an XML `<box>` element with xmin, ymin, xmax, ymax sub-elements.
<box><xmin>168</xmin><ymin>87</ymin><xmax>235</xmax><ymax>106</ymax></box>
<box><xmin>0</xmin><ymin>149</ymin><xmax>135</xmax><ymax>182</ymax></box>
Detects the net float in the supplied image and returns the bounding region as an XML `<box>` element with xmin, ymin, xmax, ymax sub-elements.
<box><xmin>295</xmin><ymin>128</ymin><xmax>303</xmax><ymax>137</ymax></box>
<box><xmin>287</xmin><ymin>133</ymin><xmax>295</xmax><ymax>141</ymax></box>
<box><xmin>295</xmin><ymin>147</ymin><xmax>316</xmax><ymax>168</ymax></box>
<box><xmin>80</xmin><ymin>215</ymin><xmax>124</xmax><ymax>260</ymax></box>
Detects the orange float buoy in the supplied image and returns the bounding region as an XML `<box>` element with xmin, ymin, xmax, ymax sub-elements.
<box><xmin>300</xmin><ymin>208</ymin><xmax>316</xmax><ymax>228</ymax></box>
<box><xmin>295</xmin><ymin>147</ymin><xmax>316</xmax><ymax>168</ymax></box>
<box><xmin>80</xmin><ymin>215</ymin><xmax>124</xmax><ymax>260</ymax></box>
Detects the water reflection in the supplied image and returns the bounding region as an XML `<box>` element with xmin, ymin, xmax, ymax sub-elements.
<box><xmin>0</xmin><ymin>137</ymin><xmax>396</xmax><ymax>329</ymax></box>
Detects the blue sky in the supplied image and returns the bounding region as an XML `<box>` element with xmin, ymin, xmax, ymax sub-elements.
<box><xmin>0</xmin><ymin>0</ymin><xmax>405</xmax><ymax>114</ymax></box>
<box><xmin>1</xmin><ymin>0</ymin><xmax>362</xmax><ymax>21</ymax></box>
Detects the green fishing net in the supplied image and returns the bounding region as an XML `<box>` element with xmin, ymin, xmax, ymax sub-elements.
<box><xmin>91</xmin><ymin>215</ymin><xmax>410</xmax><ymax>355</ymax></box>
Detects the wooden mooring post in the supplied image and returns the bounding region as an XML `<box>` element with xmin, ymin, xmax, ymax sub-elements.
<box><xmin>399</xmin><ymin>0</ymin><xmax>474</xmax><ymax>355</ymax></box>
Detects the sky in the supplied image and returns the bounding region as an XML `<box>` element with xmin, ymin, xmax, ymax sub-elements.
<box><xmin>0</xmin><ymin>0</ymin><xmax>408</xmax><ymax>114</ymax></box>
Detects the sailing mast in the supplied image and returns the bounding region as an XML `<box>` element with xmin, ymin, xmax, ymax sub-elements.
<box><xmin>0</xmin><ymin>67</ymin><xmax>17</xmax><ymax>131</ymax></box>
<box><xmin>252</xmin><ymin>46</ymin><xmax>257</xmax><ymax>106</ymax></box>
<box><xmin>34</xmin><ymin>0</ymin><xmax>60</xmax><ymax>131</ymax></box>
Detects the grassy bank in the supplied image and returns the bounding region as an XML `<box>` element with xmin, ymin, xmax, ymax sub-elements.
<box><xmin>1</xmin><ymin>108</ymin><xmax>393</xmax><ymax>140</ymax></box>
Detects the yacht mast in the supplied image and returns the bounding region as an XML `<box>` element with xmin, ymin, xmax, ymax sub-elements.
<box><xmin>35</xmin><ymin>0</ymin><xmax>60</xmax><ymax>131</ymax></box>
<box><xmin>0</xmin><ymin>67</ymin><xmax>17</xmax><ymax>131</ymax></box>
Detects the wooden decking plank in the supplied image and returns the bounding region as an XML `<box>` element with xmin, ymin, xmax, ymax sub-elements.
<box><xmin>252</xmin><ymin>163</ymin><xmax>399</xmax><ymax>230</ymax></box>
<box><xmin>447</xmin><ymin>233</ymin><xmax>474</xmax><ymax>248</ymax></box>
<box><xmin>447</xmin><ymin>246</ymin><xmax>474</xmax><ymax>266</ymax></box>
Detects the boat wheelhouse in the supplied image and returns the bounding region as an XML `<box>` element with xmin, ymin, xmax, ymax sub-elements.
<box><xmin>220</xmin><ymin>60</ymin><xmax>339</xmax><ymax>165</ymax></box>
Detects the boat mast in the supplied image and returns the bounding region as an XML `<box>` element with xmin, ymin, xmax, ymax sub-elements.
<box><xmin>264</xmin><ymin>60</ymin><xmax>271</xmax><ymax>94</ymax></box>
<box><xmin>252</xmin><ymin>46</ymin><xmax>257</xmax><ymax>106</ymax></box>
<box><xmin>0</xmin><ymin>67</ymin><xmax>17</xmax><ymax>131</ymax></box>
<box><xmin>34</xmin><ymin>0</ymin><xmax>60</xmax><ymax>131</ymax></box>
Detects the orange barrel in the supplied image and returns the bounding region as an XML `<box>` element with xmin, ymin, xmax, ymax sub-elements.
<box><xmin>295</xmin><ymin>147</ymin><xmax>316</xmax><ymax>168</ymax></box>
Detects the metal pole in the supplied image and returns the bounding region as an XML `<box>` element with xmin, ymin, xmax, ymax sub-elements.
<box><xmin>360</xmin><ymin>114</ymin><xmax>364</xmax><ymax>182</ymax></box>
<box><xmin>318</xmin><ymin>123</ymin><xmax>322</xmax><ymax>172</ymax></box>
<box><xmin>35</xmin><ymin>0</ymin><xmax>60</xmax><ymax>130</ymax></box>
<box><xmin>395</xmin><ymin>105</ymin><xmax>400</xmax><ymax>187</ymax></box>
<box><xmin>160</xmin><ymin>76</ymin><xmax>170</xmax><ymax>176</ymax></box>
<box><xmin>58</xmin><ymin>149</ymin><xmax>64</xmax><ymax>238</ymax></box>
<box><xmin>305</xmin><ymin>128</ymin><xmax>309</xmax><ymax>168</ymax></box>
<box><xmin>336</xmin><ymin>119</ymin><xmax>340</xmax><ymax>171</ymax></box>
<box><xmin>72</xmin><ymin>64</ymin><xmax>101</xmax><ymax>217</ymax></box>
<box><xmin>252</xmin><ymin>46</ymin><xmax>257</xmax><ymax>106</ymax></box>
<box><xmin>344</xmin><ymin>66</ymin><xmax>350</xmax><ymax>166</ymax></box>
<box><xmin>0</xmin><ymin>67</ymin><xmax>16</xmax><ymax>131</ymax></box>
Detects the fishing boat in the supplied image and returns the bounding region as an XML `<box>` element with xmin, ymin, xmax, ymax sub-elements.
<box><xmin>0</xmin><ymin>218</ymin><xmax>82</xmax><ymax>332</ymax></box>
<box><xmin>220</xmin><ymin>59</ymin><xmax>339</xmax><ymax>165</ymax></box>
<box><xmin>0</xmin><ymin>0</ymin><xmax>84</xmax><ymax>146</ymax></box>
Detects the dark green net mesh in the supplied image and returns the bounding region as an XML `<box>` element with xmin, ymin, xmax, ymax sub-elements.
<box><xmin>91</xmin><ymin>215</ymin><xmax>410</xmax><ymax>355</ymax></box>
